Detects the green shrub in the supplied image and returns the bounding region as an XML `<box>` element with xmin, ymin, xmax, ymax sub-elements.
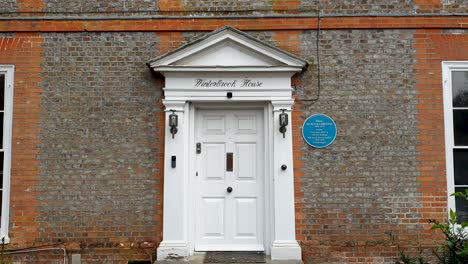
<box><xmin>392</xmin><ymin>190</ymin><xmax>468</xmax><ymax>264</ymax></box>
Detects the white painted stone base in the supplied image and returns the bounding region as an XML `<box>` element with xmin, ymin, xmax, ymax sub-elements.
<box><xmin>156</xmin><ymin>241</ymin><xmax>191</xmax><ymax>261</ymax></box>
<box><xmin>271</xmin><ymin>240</ymin><xmax>302</xmax><ymax>260</ymax></box>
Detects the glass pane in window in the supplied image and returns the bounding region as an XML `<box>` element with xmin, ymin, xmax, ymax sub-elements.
<box><xmin>454</xmin><ymin>149</ymin><xmax>468</xmax><ymax>185</ymax></box>
<box><xmin>0</xmin><ymin>152</ymin><xmax>3</xmax><ymax>189</ymax></box>
<box><xmin>455</xmin><ymin>187</ymin><xmax>468</xmax><ymax>223</ymax></box>
<box><xmin>0</xmin><ymin>152</ymin><xmax>3</xmax><ymax>175</ymax></box>
<box><xmin>454</xmin><ymin>110</ymin><xmax>468</xmax><ymax>146</ymax></box>
<box><xmin>453</xmin><ymin>71</ymin><xmax>468</xmax><ymax>107</ymax></box>
<box><xmin>0</xmin><ymin>74</ymin><xmax>4</xmax><ymax>111</ymax></box>
<box><xmin>0</xmin><ymin>113</ymin><xmax>3</xmax><ymax>150</ymax></box>
<box><xmin>0</xmin><ymin>191</ymin><xmax>2</xmax><ymax>227</ymax></box>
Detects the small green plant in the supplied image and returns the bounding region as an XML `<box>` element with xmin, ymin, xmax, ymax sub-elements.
<box><xmin>427</xmin><ymin>190</ymin><xmax>468</xmax><ymax>264</ymax></box>
<box><xmin>390</xmin><ymin>190</ymin><xmax>468</xmax><ymax>264</ymax></box>
<box><xmin>396</xmin><ymin>251</ymin><xmax>429</xmax><ymax>264</ymax></box>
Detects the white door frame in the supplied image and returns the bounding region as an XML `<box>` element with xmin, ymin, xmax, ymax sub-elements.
<box><xmin>157</xmin><ymin>98</ymin><xmax>301</xmax><ymax>260</ymax></box>
<box><xmin>190</xmin><ymin>104</ymin><xmax>268</xmax><ymax>253</ymax></box>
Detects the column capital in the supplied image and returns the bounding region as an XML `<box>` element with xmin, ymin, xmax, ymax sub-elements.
<box><xmin>271</xmin><ymin>100</ymin><xmax>295</xmax><ymax>111</ymax></box>
<box><xmin>162</xmin><ymin>99</ymin><xmax>187</xmax><ymax>112</ymax></box>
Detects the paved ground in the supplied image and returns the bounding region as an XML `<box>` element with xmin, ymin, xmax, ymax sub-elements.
<box><xmin>155</xmin><ymin>253</ymin><xmax>303</xmax><ymax>264</ymax></box>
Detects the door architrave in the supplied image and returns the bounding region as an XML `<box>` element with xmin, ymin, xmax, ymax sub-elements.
<box><xmin>151</xmin><ymin>27</ymin><xmax>306</xmax><ymax>261</ymax></box>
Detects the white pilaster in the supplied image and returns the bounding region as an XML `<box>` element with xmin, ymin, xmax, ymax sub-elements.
<box><xmin>157</xmin><ymin>100</ymin><xmax>191</xmax><ymax>260</ymax></box>
<box><xmin>270</xmin><ymin>100</ymin><xmax>302</xmax><ymax>260</ymax></box>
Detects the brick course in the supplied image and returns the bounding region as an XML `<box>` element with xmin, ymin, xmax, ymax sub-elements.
<box><xmin>0</xmin><ymin>0</ymin><xmax>467</xmax><ymax>15</ymax></box>
<box><xmin>1</xmin><ymin>16</ymin><xmax>467</xmax><ymax>33</ymax></box>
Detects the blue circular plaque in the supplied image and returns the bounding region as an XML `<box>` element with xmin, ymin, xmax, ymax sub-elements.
<box><xmin>302</xmin><ymin>114</ymin><xmax>337</xmax><ymax>148</ymax></box>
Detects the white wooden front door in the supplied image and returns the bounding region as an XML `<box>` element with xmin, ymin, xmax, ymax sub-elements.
<box><xmin>195</xmin><ymin>109</ymin><xmax>264</xmax><ymax>251</ymax></box>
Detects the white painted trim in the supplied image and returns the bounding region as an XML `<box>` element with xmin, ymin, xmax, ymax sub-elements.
<box><xmin>157</xmin><ymin>240</ymin><xmax>191</xmax><ymax>260</ymax></box>
<box><xmin>0</xmin><ymin>65</ymin><xmax>14</xmax><ymax>244</ymax></box>
<box><xmin>196</xmin><ymin>244</ymin><xmax>264</xmax><ymax>252</ymax></box>
<box><xmin>149</xmin><ymin>28</ymin><xmax>306</xmax><ymax>69</ymax></box>
<box><xmin>157</xmin><ymin>98</ymin><xmax>302</xmax><ymax>260</ymax></box>
<box><xmin>164</xmin><ymin>88</ymin><xmax>294</xmax><ymax>92</ymax></box>
<box><xmin>270</xmin><ymin>101</ymin><xmax>302</xmax><ymax>260</ymax></box>
<box><xmin>442</xmin><ymin>61</ymin><xmax>468</xmax><ymax>216</ymax></box>
<box><xmin>271</xmin><ymin>240</ymin><xmax>302</xmax><ymax>260</ymax></box>
<box><xmin>264</xmin><ymin>104</ymin><xmax>273</xmax><ymax>256</ymax></box>
<box><xmin>152</xmin><ymin>67</ymin><xmax>304</xmax><ymax>72</ymax></box>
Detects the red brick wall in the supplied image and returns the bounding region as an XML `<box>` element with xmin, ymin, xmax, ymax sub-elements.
<box><xmin>16</xmin><ymin>0</ymin><xmax>45</xmax><ymax>13</ymax></box>
<box><xmin>0</xmin><ymin>33</ymin><xmax>43</xmax><ymax>248</ymax></box>
<box><xmin>414</xmin><ymin>28</ymin><xmax>468</xmax><ymax>231</ymax></box>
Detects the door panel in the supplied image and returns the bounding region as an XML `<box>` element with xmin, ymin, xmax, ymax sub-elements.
<box><xmin>236</xmin><ymin>143</ymin><xmax>256</xmax><ymax>180</ymax></box>
<box><xmin>204</xmin><ymin>143</ymin><xmax>225</xmax><ymax>180</ymax></box>
<box><xmin>234</xmin><ymin>114</ymin><xmax>257</xmax><ymax>134</ymax></box>
<box><xmin>195</xmin><ymin>109</ymin><xmax>264</xmax><ymax>251</ymax></box>
<box><xmin>234</xmin><ymin>198</ymin><xmax>257</xmax><ymax>237</ymax></box>
<box><xmin>201</xmin><ymin>198</ymin><xmax>225</xmax><ymax>238</ymax></box>
<box><xmin>203</xmin><ymin>114</ymin><xmax>226</xmax><ymax>134</ymax></box>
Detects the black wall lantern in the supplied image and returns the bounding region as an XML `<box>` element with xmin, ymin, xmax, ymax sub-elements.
<box><xmin>279</xmin><ymin>109</ymin><xmax>288</xmax><ymax>138</ymax></box>
<box><xmin>169</xmin><ymin>110</ymin><xmax>178</xmax><ymax>139</ymax></box>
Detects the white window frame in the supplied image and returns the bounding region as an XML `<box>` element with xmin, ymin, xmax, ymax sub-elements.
<box><xmin>0</xmin><ymin>65</ymin><xmax>14</xmax><ymax>243</ymax></box>
<box><xmin>442</xmin><ymin>61</ymin><xmax>468</xmax><ymax>217</ymax></box>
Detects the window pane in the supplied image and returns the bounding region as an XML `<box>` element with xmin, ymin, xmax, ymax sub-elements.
<box><xmin>0</xmin><ymin>191</ymin><xmax>2</xmax><ymax>228</ymax></box>
<box><xmin>0</xmin><ymin>74</ymin><xmax>3</xmax><ymax>111</ymax></box>
<box><xmin>452</xmin><ymin>71</ymin><xmax>468</xmax><ymax>107</ymax></box>
<box><xmin>0</xmin><ymin>113</ymin><xmax>3</xmax><ymax>150</ymax></box>
<box><xmin>455</xmin><ymin>187</ymin><xmax>468</xmax><ymax>223</ymax></box>
<box><xmin>0</xmin><ymin>151</ymin><xmax>3</xmax><ymax>189</ymax></box>
<box><xmin>454</xmin><ymin>149</ymin><xmax>468</xmax><ymax>185</ymax></box>
<box><xmin>454</xmin><ymin>110</ymin><xmax>468</xmax><ymax>146</ymax></box>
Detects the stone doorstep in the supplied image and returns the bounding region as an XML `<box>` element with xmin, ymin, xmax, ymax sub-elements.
<box><xmin>154</xmin><ymin>253</ymin><xmax>303</xmax><ymax>264</ymax></box>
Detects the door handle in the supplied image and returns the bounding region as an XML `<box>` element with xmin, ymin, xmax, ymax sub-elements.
<box><xmin>227</xmin><ymin>187</ymin><xmax>233</xmax><ymax>193</ymax></box>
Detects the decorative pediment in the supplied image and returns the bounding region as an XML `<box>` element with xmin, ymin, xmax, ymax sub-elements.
<box><xmin>148</xmin><ymin>26</ymin><xmax>307</xmax><ymax>72</ymax></box>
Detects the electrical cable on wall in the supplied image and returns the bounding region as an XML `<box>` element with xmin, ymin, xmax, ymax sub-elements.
<box><xmin>300</xmin><ymin>7</ymin><xmax>322</xmax><ymax>104</ymax></box>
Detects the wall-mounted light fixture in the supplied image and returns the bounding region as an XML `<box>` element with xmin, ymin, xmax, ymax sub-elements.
<box><xmin>169</xmin><ymin>110</ymin><xmax>178</xmax><ymax>139</ymax></box>
<box><xmin>279</xmin><ymin>109</ymin><xmax>288</xmax><ymax>138</ymax></box>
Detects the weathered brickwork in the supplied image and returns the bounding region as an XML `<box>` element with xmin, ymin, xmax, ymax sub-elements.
<box><xmin>441</xmin><ymin>0</ymin><xmax>468</xmax><ymax>13</ymax></box>
<box><xmin>293</xmin><ymin>29</ymin><xmax>435</xmax><ymax>263</ymax></box>
<box><xmin>0</xmin><ymin>0</ymin><xmax>18</xmax><ymax>13</ymax></box>
<box><xmin>417</xmin><ymin>0</ymin><xmax>468</xmax><ymax>13</ymax></box>
<box><xmin>1</xmin><ymin>0</ymin><xmax>466</xmax><ymax>15</ymax></box>
<box><xmin>42</xmin><ymin>0</ymin><xmax>159</xmax><ymax>14</ymax></box>
<box><xmin>182</xmin><ymin>0</ymin><xmax>272</xmax><ymax>12</ymax></box>
<box><xmin>300</xmin><ymin>0</ymin><xmax>416</xmax><ymax>14</ymax></box>
<box><xmin>34</xmin><ymin>32</ymin><xmax>163</xmax><ymax>262</ymax></box>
